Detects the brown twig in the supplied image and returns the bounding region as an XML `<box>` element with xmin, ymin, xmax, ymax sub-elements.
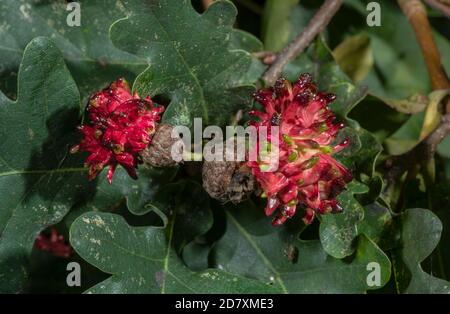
<box><xmin>398</xmin><ymin>0</ymin><xmax>450</xmax><ymax>112</ymax></box>
<box><xmin>422</xmin><ymin>113</ymin><xmax>450</xmax><ymax>159</ymax></box>
<box><xmin>397</xmin><ymin>0</ymin><xmax>450</xmax><ymax>154</ymax></box>
<box><xmin>252</xmin><ymin>51</ymin><xmax>277</xmax><ymax>65</ymax></box>
<box><xmin>252</xmin><ymin>51</ymin><xmax>274</xmax><ymax>59</ymax></box>
<box><xmin>262</xmin><ymin>0</ymin><xmax>344</xmax><ymax>86</ymax></box>
<box><xmin>384</xmin><ymin>0</ymin><xmax>450</xmax><ymax>209</ymax></box>
<box><xmin>424</xmin><ymin>0</ymin><xmax>450</xmax><ymax>18</ymax></box>
<box><xmin>381</xmin><ymin>1</ymin><xmax>450</xmax><ymax>206</ymax></box>
<box><xmin>385</xmin><ymin>114</ymin><xmax>450</xmax><ymax>186</ymax></box>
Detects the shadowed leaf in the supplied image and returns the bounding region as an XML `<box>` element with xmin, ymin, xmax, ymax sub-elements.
<box><xmin>70</xmin><ymin>211</ymin><xmax>278</xmax><ymax>293</ymax></box>
<box><xmin>110</xmin><ymin>0</ymin><xmax>260</xmax><ymax>128</ymax></box>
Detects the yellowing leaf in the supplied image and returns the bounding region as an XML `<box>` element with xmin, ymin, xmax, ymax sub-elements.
<box><xmin>419</xmin><ymin>89</ymin><xmax>449</xmax><ymax>140</ymax></box>
<box><xmin>333</xmin><ymin>34</ymin><xmax>374</xmax><ymax>83</ymax></box>
<box><xmin>379</xmin><ymin>93</ymin><xmax>429</xmax><ymax>114</ymax></box>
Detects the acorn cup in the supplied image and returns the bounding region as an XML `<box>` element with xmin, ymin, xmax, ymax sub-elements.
<box><xmin>202</xmin><ymin>138</ymin><xmax>257</xmax><ymax>204</ymax></box>
<box><xmin>140</xmin><ymin>123</ymin><xmax>182</xmax><ymax>168</ymax></box>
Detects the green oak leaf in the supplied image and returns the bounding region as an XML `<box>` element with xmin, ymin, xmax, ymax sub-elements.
<box><xmin>393</xmin><ymin>208</ymin><xmax>450</xmax><ymax>293</ymax></box>
<box><xmin>319</xmin><ymin>181</ymin><xmax>369</xmax><ymax>258</ymax></box>
<box><xmin>110</xmin><ymin>0</ymin><xmax>258</xmax><ymax>128</ymax></box>
<box><xmin>342</xmin><ymin>1</ymin><xmax>450</xmax><ymax>156</ymax></box>
<box><xmin>335</xmin><ymin>124</ymin><xmax>382</xmax><ymax>177</ymax></box>
<box><xmin>347</xmin><ymin>204</ymin><xmax>450</xmax><ymax>293</ymax></box>
<box><xmin>426</xmin><ymin>177</ymin><xmax>450</xmax><ymax>281</ymax></box>
<box><xmin>0</xmin><ymin>37</ymin><xmax>85</xmax><ymax>293</ymax></box>
<box><xmin>212</xmin><ymin>202</ymin><xmax>391</xmax><ymax>293</ymax></box>
<box><xmin>345</xmin><ymin>0</ymin><xmax>450</xmax><ymax>99</ymax></box>
<box><xmin>332</xmin><ymin>34</ymin><xmax>373</xmax><ymax>83</ymax></box>
<box><xmin>95</xmin><ymin>167</ymin><xmax>177</xmax><ymax>217</ymax></box>
<box><xmin>358</xmin><ymin>203</ymin><xmax>398</xmax><ymax>251</ymax></box>
<box><xmin>284</xmin><ymin>37</ymin><xmax>368</xmax><ymax>119</ymax></box>
<box><xmin>267</xmin><ymin>2</ymin><xmax>316</xmax><ymax>53</ymax></box>
<box><xmin>229</xmin><ymin>30</ymin><xmax>266</xmax><ymax>85</ymax></box>
<box><xmin>62</xmin><ymin>166</ymin><xmax>178</xmax><ymax>231</ymax></box>
<box><xmin>0</xmin><ymin>0</ymin><xmax>146</xmax><ymax>101</ymax></box>
<box><xmin>230</xmin><ymin>29</ymin><xmax>263</xmax><ymax>53</ymax></box>
<box><xmin>262</xmin><ymin>0</ymin><xmax>299</xmax><ymax>51</ymax></box>
<box><xmin>62</xmin><ymin>173</ymin><xmax>210</xmax><ymax>268</ymax></box>
<box><xmin>70</xmin><ymin>211</ymin><xmax>278</xmax><ymax>293</ymax></box>
<box><xmin>0</xmin><ymin>37</ymin><xmax>172</xmax><ymax>293</ymax></box>
<box><xmin>182</xmin><ymin>240</ymin><xmax>211</xmax><ymax>271</ymax></box>
<box><xmin>146</xmin><ymin>180</ymin><xmax>215</xmax><ymax>252</ymax></box>
<box><xmin>321</xmin><ymin>191</ymin><xmax>400</xmax><ymax>259</ymax></box>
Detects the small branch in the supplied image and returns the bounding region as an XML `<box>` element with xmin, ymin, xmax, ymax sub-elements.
<box><xmin>252</xmin><ymin>51</ymin><xmax>274</xmax><ymax>59</ymax></box>
<box><xmin>385</xmin><ymin>113</ymin><xmax>450</xmax><ymax>191</ymax></box>
<box><xmin>252</xmin><ymin>51</ymin><xmax>277</xmax><ymax>65</ymax></box>
<box><xmin>262</xmin><ymin>0</ymin><xmax>344</xmax><ymax>86</ymax></box>
<box><xmin>384</xmin><ymin>1</ymin><xmax>450</xmax><ymax>199</ymax></box>
<box><xmin>424</xmin><ymin>0</ymin><xmax>450</xmax><ymax>18</ymax></box>
<box><xmin>422</xmin><ymin>113</ymin><xmax>450</xmax><ymax>159</ymax></box>
<box><xmin>398</xmin><ymin>0</ymin><xmax>450</xmax><ymax>113</ymax></box>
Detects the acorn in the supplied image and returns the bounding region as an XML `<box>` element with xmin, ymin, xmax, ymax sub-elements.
<box><xmin>202</xmin><ymin>140</ymin><xmax>256</xmax><ymax>204</ymax></box>
<box><xmin>140</xmin><ymin>123</ymin><xmax>182</xmax><ymax>168</ymax></box>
